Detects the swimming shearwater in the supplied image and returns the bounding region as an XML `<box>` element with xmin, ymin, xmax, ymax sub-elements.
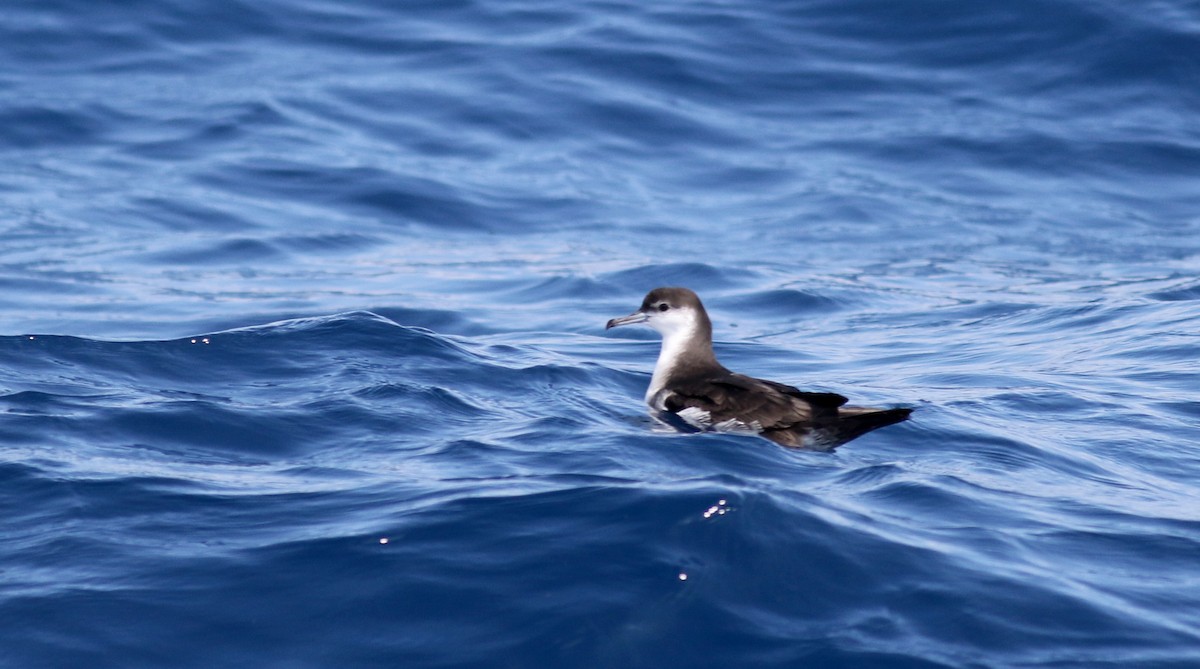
<box><xmin>606</xmin><ymin>287</ymin><xmax>912</xmax><ymax>449</ymax></box>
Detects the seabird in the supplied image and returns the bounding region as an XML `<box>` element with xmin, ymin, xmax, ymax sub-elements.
<box><xmin>607</xmin><ymin>287</ymin><xmax>912</xmax><ymax>449</ymax></box>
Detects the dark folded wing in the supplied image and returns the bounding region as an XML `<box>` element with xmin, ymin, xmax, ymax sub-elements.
<box><xmin>661</xmin><ymin>373</ymin><xmax>836</xmax><ymax>431</ymax></box>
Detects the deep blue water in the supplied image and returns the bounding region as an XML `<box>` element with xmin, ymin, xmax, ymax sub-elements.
<box><xmin>2</xmin><ymin>0</ymin><xmax>1200</xmax><ymax>666</ymax></box>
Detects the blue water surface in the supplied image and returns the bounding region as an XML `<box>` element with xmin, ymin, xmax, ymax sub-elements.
<box><xmin>2</xmin><ymin>1</ymin><xmax>1199</xmax><ymax>667</ymax></box>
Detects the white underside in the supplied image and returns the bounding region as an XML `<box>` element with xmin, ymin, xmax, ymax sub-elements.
<box><xmin>675</xmin><ymin>406</ymin><xmax>763</xmax><ymax>434</ymax></box>
<box><xmin>644</xmin><ymin>319</ymin><xmax>699</xmax><ymax>409</ymax></box>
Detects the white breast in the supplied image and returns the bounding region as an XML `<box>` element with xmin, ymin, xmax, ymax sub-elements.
<box><xmin>643</xmin><ymin>319</ymin><xmax>697</xmax><ymax>408</ymax></box>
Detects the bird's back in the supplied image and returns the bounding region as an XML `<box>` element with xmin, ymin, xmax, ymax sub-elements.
<box><xmin>661</xmin><ymin>371</ymin><xmax>910</xmax><ymax>450</ymax></box>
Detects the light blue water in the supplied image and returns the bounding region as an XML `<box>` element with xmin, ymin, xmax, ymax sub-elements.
<box><xmin>2</xmin><ymin>1</ymin><xmax>1199</xmax><ymax>667</ymax></box>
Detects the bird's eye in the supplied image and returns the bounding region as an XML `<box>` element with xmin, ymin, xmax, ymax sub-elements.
<box><xmin>658</xmin><ymin>303</ymin><xmax>670</xmax><ymax>312</ymax></box>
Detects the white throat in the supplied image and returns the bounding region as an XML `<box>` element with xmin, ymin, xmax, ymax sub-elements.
<box><xmin>644</xmin><ymin>315</ymin><xmax>702</xmax><ymax>408</ymax></box>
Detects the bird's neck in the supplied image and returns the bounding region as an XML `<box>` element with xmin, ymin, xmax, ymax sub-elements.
<box><xmin>645</xmin><ymin>316</ymin><xmax>720</xmax><ymax>406</ymax></box>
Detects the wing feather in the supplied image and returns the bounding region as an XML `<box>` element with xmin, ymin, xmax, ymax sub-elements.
<box><xmin>662</xmin><ymin>373</ymin><xmax>835</xmax><ymax>432</ymax></box>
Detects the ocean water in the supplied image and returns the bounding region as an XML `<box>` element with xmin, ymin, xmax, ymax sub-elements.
<box><xmin>2</xmin><ymin>0</ymin><xmax>1199</xmax><ymax>666</ymax></box>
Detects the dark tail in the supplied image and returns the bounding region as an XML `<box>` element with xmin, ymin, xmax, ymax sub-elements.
<box><xmin>800</xmin><ymin>407</ymin><xmax>912</xmax><ymax>450</ymax></box>
<box><xmin>834</xmin><ymin>406</ymin><xmax>911</xmax><ymax>442</ymax></box>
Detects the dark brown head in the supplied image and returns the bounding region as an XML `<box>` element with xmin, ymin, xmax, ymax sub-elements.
<box><xmin>606</xmin><ymin>287</ymin><xmax>713</xmax><ymax>341</ymax></box>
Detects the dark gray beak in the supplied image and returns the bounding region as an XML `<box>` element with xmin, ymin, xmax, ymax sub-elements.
<box><xmin>606</xmin><ymin>311</ymin><xmax>648</xmax><ymax>330</ymax></box>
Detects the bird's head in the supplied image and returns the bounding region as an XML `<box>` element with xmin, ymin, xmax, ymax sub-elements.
<box><xmin>606</xmin><ymin>287</ymin><xmax>708</xmax><ymax>340</ymax></box>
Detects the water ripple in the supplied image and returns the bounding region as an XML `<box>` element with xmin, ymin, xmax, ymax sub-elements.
<box><xmin>3</xmin><ymin>0</ymin><xmax>1200</xmax><ymax>666</ymax></box>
